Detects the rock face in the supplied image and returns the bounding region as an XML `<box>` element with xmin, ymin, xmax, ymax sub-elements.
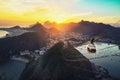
<box><xmin>20</xmin><ymin>42</ymin><xmax>96</xmax><ymax>80</ymax></box>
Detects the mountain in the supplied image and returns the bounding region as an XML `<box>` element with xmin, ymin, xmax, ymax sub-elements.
<box><xmin>0</xmin><ymin>25</ymin><xmax>29</xmax><ymax>37</ymax></box>
<box><xmin>64</xmin><ymin>20</ymin><xmax>120</xmax><ymax>44</ymax></box>
<box><xmin>10</xmin><ymin>25</ymin><xmax>21</xmax><ymax>29</ymax></box>
<box><xmin>0</xmin><ymin>25</ymin><xmax>22</xmax><ymax>30</ymax></box>
<box><xmin>59</xmin><ymin>22</ymin><xmax>79</xmax><ymax>31</ymax></box>
<box><xmin>44</xmin><ymin>21</ymin><xmax>57</xmax><ymax>29</ymax></box>
<box><xmin>68</xmin><ymin>20</ymin><xmax>113</xmax><ymax>34</ymax></box>
<box><xmin>26</xmin><ymin>22</ymin><xmax>47</xmax><ymax>32</ymax></box>
<box><xmin>49</xmin><ymin>27</ymin><xmax>61</xmax><ymax>35</ymax></box>
<box><xmin>0</xmin><ymin>22</ymin><xmax>46</xmax><ymax>32</ymax></box>
<box><xmin>20</xmin><ymin>42</ymin><xmax>96</xmax><ymax>80</ymax></box>
<box><xmin>0</xmin><ymin>29</ymin><xmax>48</xmax><ymax>62</ymax></box>
<box><xmin>79</xmin><ymin>21</ymin><xmax>120</xmax><ymax>44</ymax></box>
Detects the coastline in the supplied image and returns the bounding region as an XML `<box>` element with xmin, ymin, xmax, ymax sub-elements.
<box><xmin>11</xmin><ymin>56</ymin><xmax>29</xmax><ymax>63</ymax></box>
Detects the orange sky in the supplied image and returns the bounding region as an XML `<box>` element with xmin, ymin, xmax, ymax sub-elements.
<box><xmin>0</xmin><ymin>0</ymin><xmax>120</xmax><ymax>27</ymax></box>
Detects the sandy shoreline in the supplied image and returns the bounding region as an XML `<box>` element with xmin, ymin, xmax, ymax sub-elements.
<box><xmin>11</xmin><ymin>56</ymin><xmax>29</xmax><ymax>63</ymax></box>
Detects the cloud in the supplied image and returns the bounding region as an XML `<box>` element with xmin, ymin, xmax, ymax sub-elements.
<box><xmin>1</xmin><ymin>0</ymin><xmax>119</xmax><ymax>25</ymax></box>
<box><xmin>0</xmin><ymin>0</ymin><xmax>79</xmax><ymax>13</ymax></box>
<box><xmin>0</xmin><ymin>0</ymin><xmax>46</xmax><ymax>13</ymax></box>
<box><xmin>22</xmin><ymin>8</ymin><xmax>49</xmax><ymax>17</ymax></box>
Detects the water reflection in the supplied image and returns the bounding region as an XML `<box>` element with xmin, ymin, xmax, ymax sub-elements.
<box><xmin>76</xmin><ymin>42</ymin><xmax>120</xmax><ymax>78</ymax></box>
<box><xmin>0</xmin><ymin>60</ymin><xmax>26</xmax><ymax>80</ymax></box>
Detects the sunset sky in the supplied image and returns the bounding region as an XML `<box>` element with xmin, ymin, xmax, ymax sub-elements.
<box><xmin>0</xmin><ymin>0</ymin><xmax>120</xmax><ymax>26</ymax></box>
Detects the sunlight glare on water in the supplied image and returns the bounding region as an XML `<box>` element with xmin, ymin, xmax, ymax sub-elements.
<box><xmin>0</xmin><ymin>30</ymin><xmax>9</xmax><ymax>38</ymax></box>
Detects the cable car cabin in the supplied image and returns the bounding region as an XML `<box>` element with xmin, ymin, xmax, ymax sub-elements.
<box><xmin>87</xmin><ymin>43</ymin><xmax>96</xmax><ymax>53</ymax></box>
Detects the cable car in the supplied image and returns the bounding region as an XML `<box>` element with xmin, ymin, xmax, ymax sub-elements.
<box><xmin>87</xmin><ymin>38</ymin><xmax>96</xmax><ymax>53</ymax></box>
<box><xmin>87</xmin><ymin>43</ymin><xmax>96</xmax><ymax>53</ymax></box>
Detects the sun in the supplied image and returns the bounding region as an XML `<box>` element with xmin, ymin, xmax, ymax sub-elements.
<box><xmin>51</xmin><ymin>14</ymin><xmax>67</xmax><ymax>23</ymax></box>
<box><xmin>55</xmin><ymin>19</ymin><xmax>66</xmax><ymax>23</ymax></box>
